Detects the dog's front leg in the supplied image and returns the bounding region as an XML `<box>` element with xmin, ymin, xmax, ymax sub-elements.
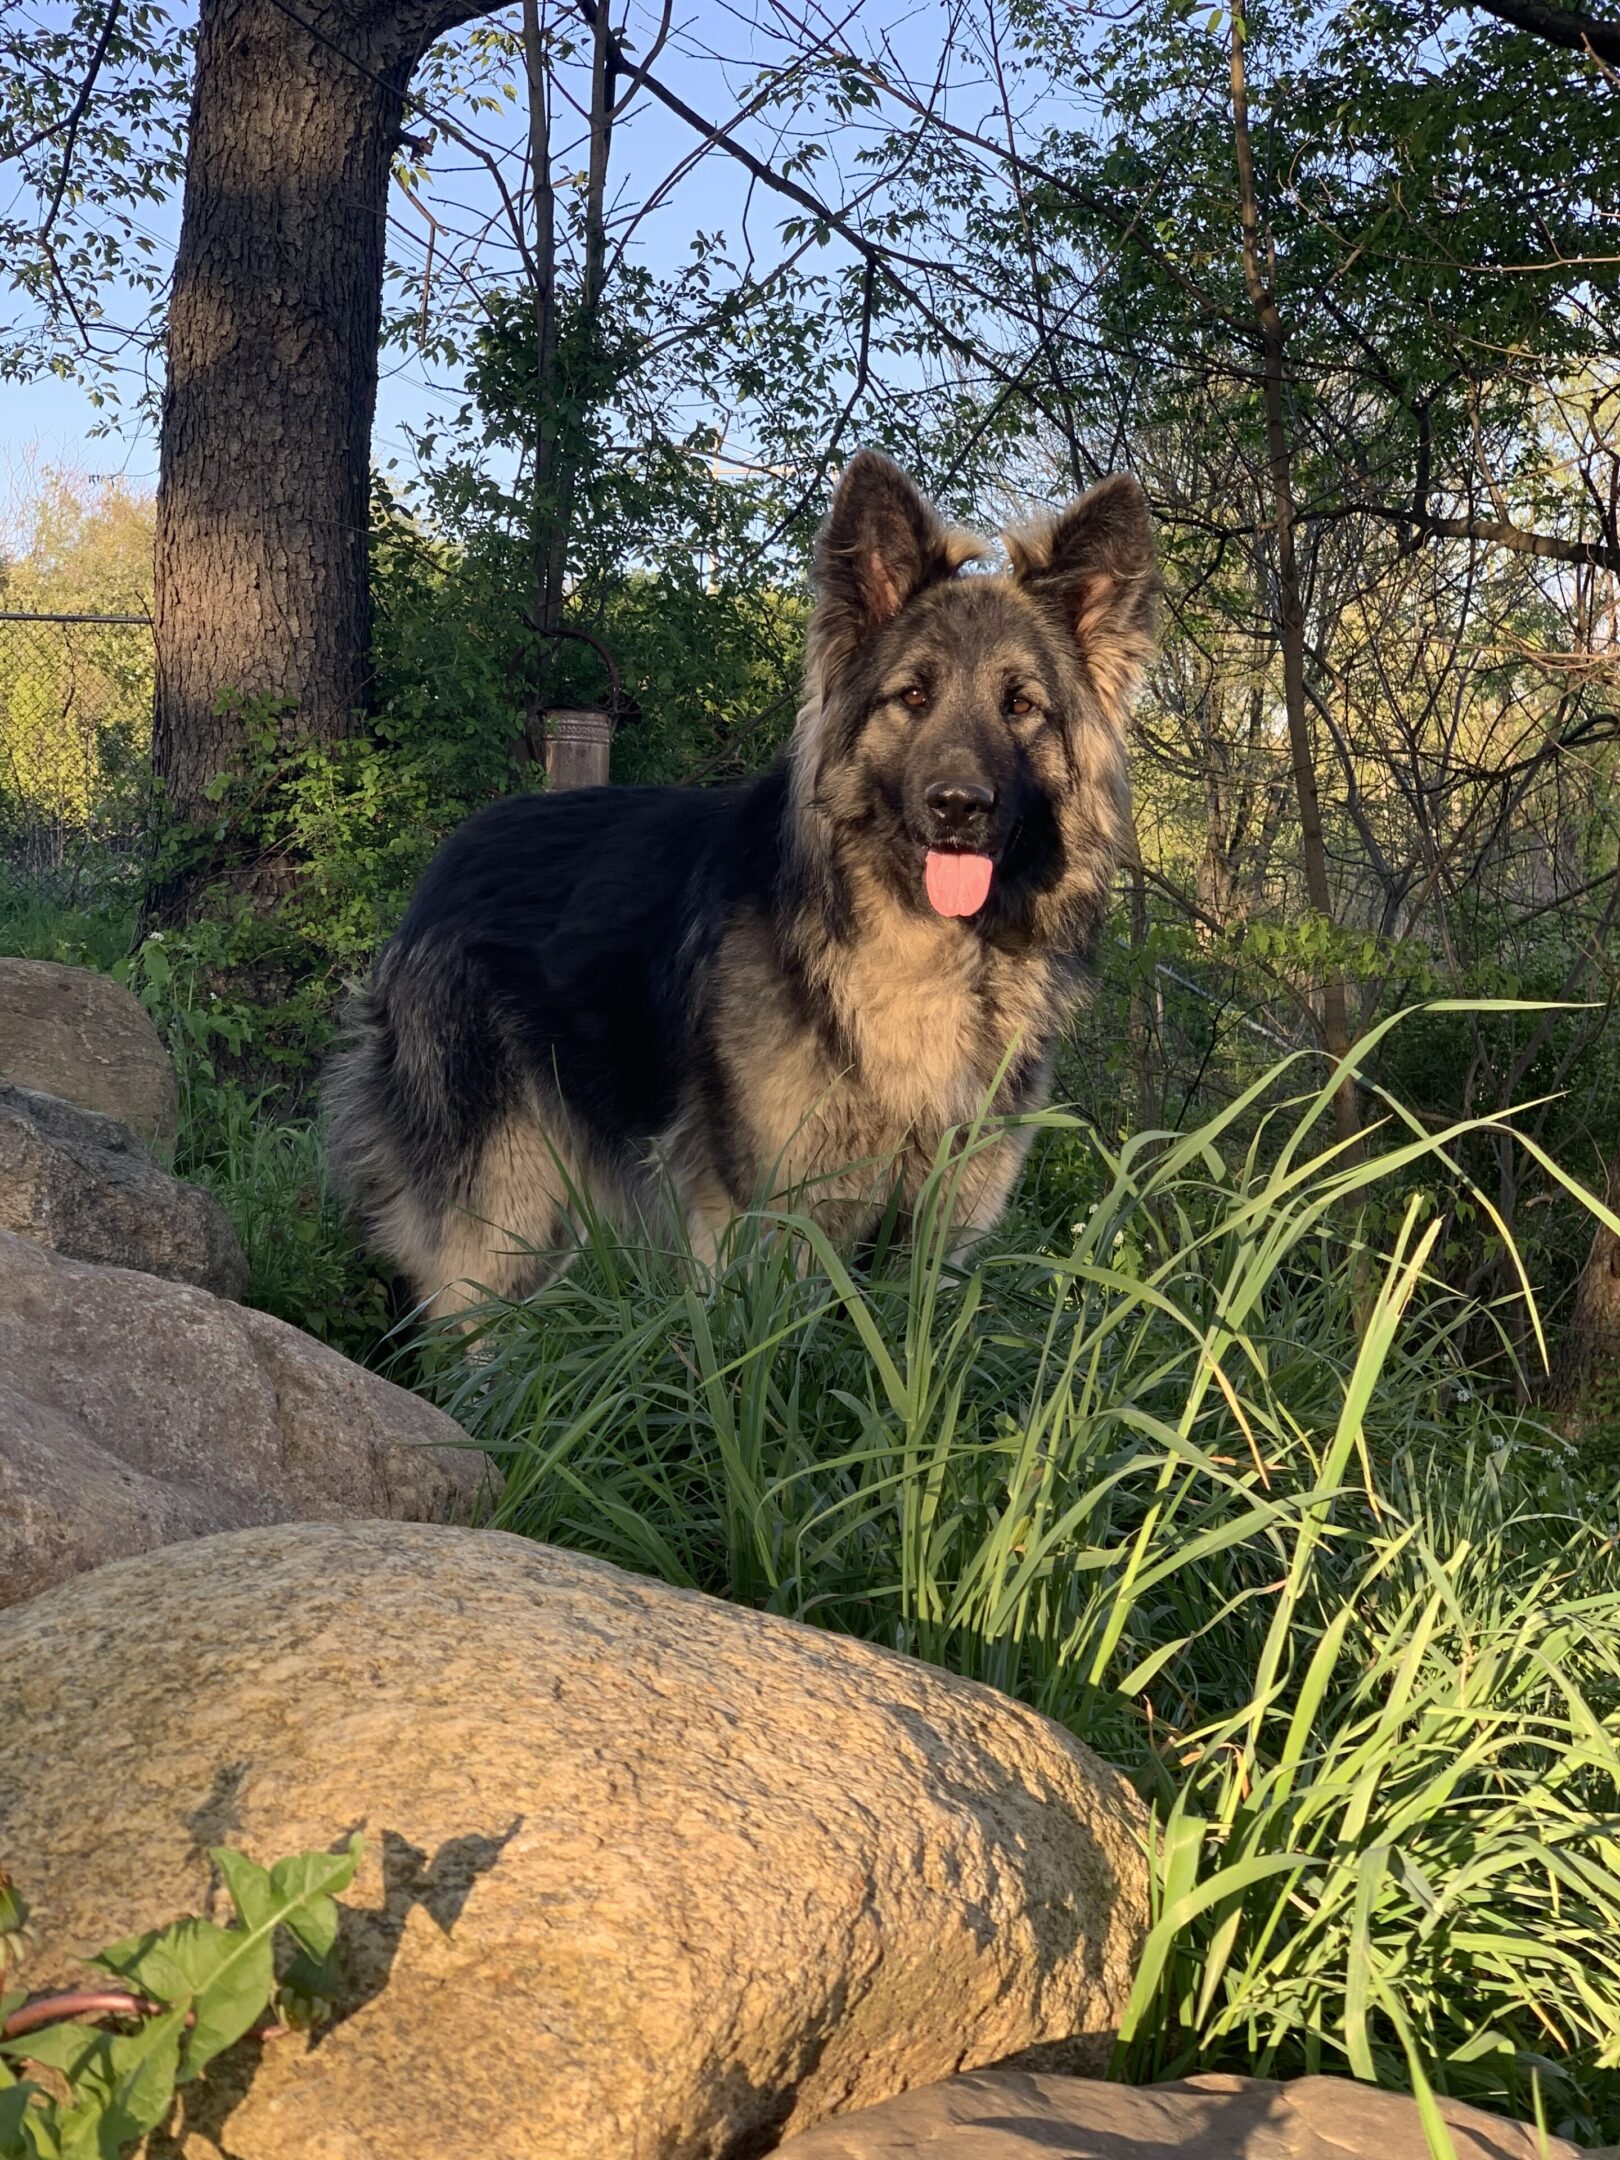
<box><xmin>938</xmin><ymin>1126</ymin><xmax>1036</xmax><ymax>1264</ymax></box>
<box><xmin>680</xmin><ymin>1174</ymin><xmax>740</xmax><ymax>1277</ymax></box>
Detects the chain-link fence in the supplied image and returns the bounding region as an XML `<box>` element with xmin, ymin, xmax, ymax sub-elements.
<box><xmin>0</xmin><ymin>608</ymin><xmax>154</xmax><ymax>901</ymax></box>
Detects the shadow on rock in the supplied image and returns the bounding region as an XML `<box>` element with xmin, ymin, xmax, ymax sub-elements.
<box><xmin>146</xmin><ymin>2032</ymin><xmax>268</xmax><ymax>2160</ymax></box>
<box><xmin>885</xmin><ymin>1701</ymin><xmax>1129</xmax><ymax>2067</ymax></box>
<box><xmin>147</xmin><ymin>1812</ymin><xmax>521</xmax><ymax>2153</ymax></box>
<box><xmin>318</xmin><ymin>1818</ymin><xmax>525</xmax><ymax>2042</ymax></box>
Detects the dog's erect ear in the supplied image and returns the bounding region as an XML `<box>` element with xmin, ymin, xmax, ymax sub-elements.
<box><xmin>1006</xmin><ymin>475</ymin><xmax>1159</xmax><ymax>724</ymax></box>
<box><xmin>814</xmin><ymin>450</ymin><xmax>981</xmax><ymax>652</ymax></box>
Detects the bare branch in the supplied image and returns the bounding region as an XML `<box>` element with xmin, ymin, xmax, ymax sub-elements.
<box><xmin>1393</xmin><ymin>503</ymin><xmax>1620</xmax><ymax>573</ymax></box>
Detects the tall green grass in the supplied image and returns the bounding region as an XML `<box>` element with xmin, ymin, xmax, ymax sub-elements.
<box><xmin>0</xmin><ymin>867</ymin><xmax>135</xmax><ymax>971</ymax></box>
<box><xmin>178</xmin><ymin>1083</ymin><xmax>393</xmax><ymax>1353</ymax></box>
<box><xmin>130</xmin><ymin>930</ymin><xmax>396</xmax><ymax>1358</ymax></box>
<box><xmin>435</xmin><ymin>1019</ymin><xmax>1620</xmax><ymax>2140</ymax></box>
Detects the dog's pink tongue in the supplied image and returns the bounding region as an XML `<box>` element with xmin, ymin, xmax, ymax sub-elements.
<box><xmin>925</xmin><ymin>850</ymin><xmax>994</xmax><ymax>918</ymax></box>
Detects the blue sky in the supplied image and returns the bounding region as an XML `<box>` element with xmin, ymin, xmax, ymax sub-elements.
<box><xmin>4</xmin><ymin>6</ymin><xmax>758</xmax><ymax>489</ymax></box>
<box><xmin>3</xmin><ymin>1</ymin><xmax>1035</xmax><ymax>511</ymax></box>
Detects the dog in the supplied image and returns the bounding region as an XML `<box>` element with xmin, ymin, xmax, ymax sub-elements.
<box><xmin>325</xmin><ymin>450</ymin><xmax>1158</xmax><ymax>1320</ymax></box>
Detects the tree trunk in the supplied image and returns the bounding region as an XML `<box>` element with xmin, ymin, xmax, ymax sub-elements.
<box><xmin>148</xmin><ymin>0</ymin><xmax>483</xmax><ymax>918</ymax></box>
<box><xmin>1228</xmin><ymin>2</ymin><xmax>1360</xmax><ymax>1152</ymax></box>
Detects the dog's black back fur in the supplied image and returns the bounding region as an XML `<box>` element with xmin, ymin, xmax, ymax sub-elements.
<box><xmin>390</xmin><ymin>774</ymin><xmax>784</xmax><ymax>1147</ymax></box>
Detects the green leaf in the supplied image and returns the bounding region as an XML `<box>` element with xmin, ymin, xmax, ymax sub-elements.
<box><xmin>63</xmin><ymin>2005</ymin><xmax>187</xmax><ymax>2160</ymax></box>
<box><xmin>93</xmin><ymin>1915</ymin><xmax>260</xmax><ymax>2081</ymax></box>
<box><xmin>0</xmin><ymin>2025</ymin><xmax>107</xmax><ymax>2078</ymax></box>
<box><xmin>266</xmin><ymin>1838</ymin><xmax>363</xmax><ymax>1963</ymax></box>
<box><xmin>95</xmin><ymin>1836</ymin><xmax>363</xmax><ymax>2082</ymax></box>
<box><xmin>0</xmin><ymin>2062</ymin><xmax>41</xmax><ymax>2150</ymax></box>
<box><xmin>209</xmin><ymin>1849</ymin><xmax>274</xmax><ymax>1935</ymax></box>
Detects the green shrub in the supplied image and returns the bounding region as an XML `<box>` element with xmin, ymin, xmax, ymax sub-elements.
<box><xmin>103</xmin><ymin>934</ymin><xmax>393</xmax><ymax>1360</ymax></box>
<box><xmin>177</xmin><ymin>1083</ymin><xmax>393</xmax><ymax>1357</ymax></box>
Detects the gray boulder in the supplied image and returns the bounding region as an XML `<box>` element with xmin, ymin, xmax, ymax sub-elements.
<box><xmin>0</xmin><ymin>1079</ymin><xmax>247</xmax><ymax>1295</ymax></box>
<box><xmin>0</xmin><ymin>954</ymin><xmax>179</xmax><ymax>1158</ymax></box>
<box><xmin>0</xmin><ymin>1229</ymin><xmax>487</xmax><ymax>1608</ymax></box>
<box><xmin>0</xmin><ymin>1520</ymin><xmax>1149</xmax><ymax>2159</ymax></box>
<box><xmin>776</xmin><ymin>2069</ymin><xmax>1581</xmax><ymax>2160</ymax></box>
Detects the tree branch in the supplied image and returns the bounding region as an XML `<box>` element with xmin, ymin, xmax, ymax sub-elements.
<box><xmin>35</xmin><ymin>0</ymin><xmax>124</xmax><ymax>242</ymax></box>
<box><xmin>1468</xmin><ymin>0</ymin><xmax>1620</xmax><ymax>64</ymax></box>
<box><xmin>571</xmin><ymin>0</ymin><xmax>991</xmax><ymax>374</ymax></box>
<box><xmin>1392</xmin><ymin>503</ymin><xmax>1620</xmax><ymax>572</ymax></box>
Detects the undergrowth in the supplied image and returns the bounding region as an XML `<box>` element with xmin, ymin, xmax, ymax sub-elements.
<box><xmin>173</xmin><ymin>1082</ymin><xmax>393</xmax><ymax>1352</ymax></box>
<box><xmin>428</xmin><ymin>1014</ymin><xmax>1620</xmax><ymax>2143</ymax></box>
<box><xmin>4</xmin><ymin>901</ymin><xmax>1617</xmax><ymax>2140</ymax></box>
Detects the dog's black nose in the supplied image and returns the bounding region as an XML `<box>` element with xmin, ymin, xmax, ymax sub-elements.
<box><xmin>924</xmin><ymin>779</ymin><xmax>995</xmax><ymax>833</ymax></box>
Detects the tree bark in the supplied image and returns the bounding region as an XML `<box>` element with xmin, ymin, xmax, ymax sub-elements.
<box><xmin>1229</xmin><ymin>1</ymin><xmax>1360</xmax><ymax>1151</ymax></box>
<box><xmin>148</xmin><ymin>0</ymin><xmax>484</xmax><ymax>916</ymax></box>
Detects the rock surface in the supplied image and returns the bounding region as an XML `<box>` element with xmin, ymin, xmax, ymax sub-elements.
<box><xmin>0</xmin><ymin>1231</ymin><xmax>486</xmax><ymax>1608</ymax></box>
<box><xmin>0</xmin><ymin>1521</ymin><xmax>1149</xmax><ymax>2159</ymax></box>
<box><xmin>0</xmin><ymin>1080</ymin><xmax>247</xmax><ymax>1294</ymax></box>
<box><xmin>0</xmin><ymin>955</ymin><xmax>178</xmax><ymax>1158</ymax></box>
<box><xmin>775</xmin><ymin>2070</ymin><xmax>1581</xmax><ymax>2160</ymax></box>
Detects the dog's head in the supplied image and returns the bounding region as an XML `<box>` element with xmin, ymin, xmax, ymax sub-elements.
<box><xmin>792</xmin><ymin>450</ymin><xmax>1158</xmax><ymax>942</ymax></box>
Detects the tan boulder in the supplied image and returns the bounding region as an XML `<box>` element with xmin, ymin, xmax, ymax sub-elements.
<box><xmin>0</xmin><ymin>954</ymin><xmax>179</xmax><ymax>1158</ymax></box>
<box><xmin>0</xmin><ymin>1521</ymin><xmax>1149</xmax><ymax>2158</ymax></box>
<box><xmin>776</xmin><ymin>2069</ymin><xmax>1579</xmax><ymax>2160</ymax></box>
<box><xmin>0</xmin><ymin>1230</ymin><xmax>487</xmax><ymax>1607</ymax></box>
<box><xmin>0</xmin><ymin>1080</ymin><xmax>247</xmax><ymax>1294</ymax></box>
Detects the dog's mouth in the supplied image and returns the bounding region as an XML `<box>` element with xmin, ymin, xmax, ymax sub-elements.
<box><xmin>924</xmin><ymin>848</ymin><xmax>996</xmax><ymax>919</ymax></box>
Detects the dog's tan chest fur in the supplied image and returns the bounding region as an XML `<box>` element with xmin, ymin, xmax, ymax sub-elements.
<box><xmin>702</xmin><ymin>889</ymin><xmax>1053</xmax><ymax>1227</ymax></box>
<box><xmin>822</xmin><ymin>896</ymin><xmax>987</xmax><ymax>1125</ymax></box>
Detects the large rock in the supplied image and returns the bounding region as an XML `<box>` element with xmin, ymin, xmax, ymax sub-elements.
<box><xmin>0</xmin><ymin>954</ymin><xmax>178</xmax><ymax>1158</ymax></box>
<box><xmin>775</xmin><ymin>2069</ymin><xmax>1581</xmax><ymax>2160</ymax></box>
<box><xmin>0</xmin><ymin>1080</ymin><xmax>247</xmax><ymax>1295</ymax></box>
<box><xmin>0</xmin><ymin>1231</ymin><xmax>486</xmax><ymax>1607</ymax></box>
<box><xmin>0</xmin><ymin>1521</ymin><xmax>1149</xmax><ymax>2159</ymax></box>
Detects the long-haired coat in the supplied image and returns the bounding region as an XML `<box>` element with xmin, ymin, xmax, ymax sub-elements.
<box><xmin>326</xmin><ymin>451</ymin><xmax>1158</xmax><ymax>1317</ymax></box>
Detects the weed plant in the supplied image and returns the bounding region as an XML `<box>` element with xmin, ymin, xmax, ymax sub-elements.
<box><xmin>433</xmin><ymin>1017</ymin><xmax>1620</xmax><ymax>2142</ymax></box>
<box><xmin>176</xmin><ymin>1082</ymin><xmax>392</xmax><ymax>1351</ymax></box>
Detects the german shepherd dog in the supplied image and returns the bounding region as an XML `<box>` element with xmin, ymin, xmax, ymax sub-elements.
<box><xmin>326</xmin><ymin>451</ymin><xmax>1158</xmax><ymax>1319</ymax></box>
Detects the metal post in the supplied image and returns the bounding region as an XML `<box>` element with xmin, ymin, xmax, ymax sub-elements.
<box><xmin>543</xmin><ymin>707</ymin><xmax>612</xmax><ymax>790</ymax></box>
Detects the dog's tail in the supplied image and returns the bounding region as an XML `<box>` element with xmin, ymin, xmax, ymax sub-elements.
<box><xmin>323</xmin><ymin>937</ymin><xmax>496</xmax><ymax>1240</ymax></box>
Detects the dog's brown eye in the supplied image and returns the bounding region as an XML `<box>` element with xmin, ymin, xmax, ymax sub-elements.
<box><xmin>1008</xmin><ymin>693</ymin><xmax>1036</xmax><ymax>718</ymax></box>
<box><xmin>899</xmin><ymin>686</ymin><xmax>929</xmax><ymax>710</ymax></box>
